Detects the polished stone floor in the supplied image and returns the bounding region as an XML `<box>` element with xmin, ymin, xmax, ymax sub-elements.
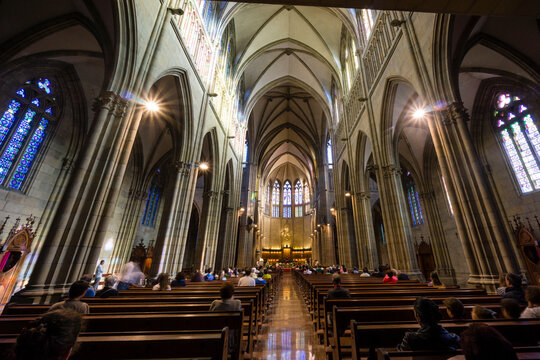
<box><xmin>253</xmin><ymin>273</ymin><xmax>326</xmax><ymax>360</ymax></box>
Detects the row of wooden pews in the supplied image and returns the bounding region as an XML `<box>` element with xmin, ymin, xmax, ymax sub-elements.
<box><xmin>0</xmin><ymin>272</ymin><xmax>282</xmax><ymax>360</ymax></box>
<box><xmin>294</xmin><ymin>271</ymin><xmax>540</xmax><ymax>360</ymax></box>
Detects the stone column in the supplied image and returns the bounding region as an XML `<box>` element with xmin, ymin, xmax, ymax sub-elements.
<box><xmin>153</xmin><ymin>160</ymin><xmax>197</xmax><ymax>275</ymax></box>
<box><xmin>193</xmin><ymin>190</ymin><xmax>220</xmax><ymax>270</ymax></box>
<box><xmin>353</xmin><ymin>191</ymin><xmax>378</xmax><ymax>269</ymax></box>
<box><xmin>419</xmin><ymin>190</ymin><xmax>455</xmax><ymax>282</ymax></box>
<box><xmin>110</xmin><ymin>187</ymin><xmax>146</xmax><ymax>272</ymax></box>
<box><xmin>336</xmin><ymin>208</ymin><xmax>353</xmax><ymax>267</ymax></box>
<box><xmin>217</xmin><ymin>207</ymin><xmax>237</xmax><ymax>268</ymax></box>
<box><xmin>27</xmin><ymin>92</ymin><xmax>131</xmax><ymax>291</ymax></box>
<box><xmin>202</xmin><ymin>190</ymin><xmax>225</xmax><ymax>269</ymax></box>
<box><xmin>376</xmin><ymin>164</ymin><xmax>420</xmax><ymax>275</ymax></box>
<box><xmin>430</xmin><ymin>102</ymin><xmax>519</xmax><ymax>286</ymax></box>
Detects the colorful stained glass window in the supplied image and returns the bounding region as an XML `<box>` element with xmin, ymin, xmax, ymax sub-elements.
<box><xmin>294</xmin><ymin>180</ymin><xmax>303</xmax><ymax>217</ymax></box>
<box><xmin>272</xmin><ymin>180</ymin><xmax>280</xmax><ymax>217</ymax></box>
<box><xmin>265</xmin><ymin>182</ymin><xmax>271</xmax><ymax>214</ymax></box>
<box><xmin>304</xmin><ymin>183</ymin><xmax>310</xmax><ymax>212</ymax></box>
<box><xmin>283</xmin><ymin>180</ymin><xmax>292</xmax><ymax>218</ymax></box>
<box><xmin>142</xmin><ymin>182</ymin><xmax>161</xmax><ymax>227</ymax></box>
<box><xmin>0</xmin><ymin>78</ymin><xmax>55</xmax><ymax>190</ymax></box>
<box><xmin>494</xmin><ymin>92</ymin><xmax>540</xmax><ymax>193</ymax></box>
<box><xmin>404</xmin><ymin>173</ymin><xmax>423</xmax><ymax>226</ymax></box>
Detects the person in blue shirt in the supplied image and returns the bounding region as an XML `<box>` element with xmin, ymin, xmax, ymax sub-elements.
<box><xmin>205</xmin><ymin>268</ymin><xmax>215</xmax><ymax>281</ymax></box>
<box><xmin>171</xmin><ymin>272</ymin><xmax>186</xmax><ymax>287</ymax></box>
<box><xmin>255</xmin><ymin>272</ymin><xmax>266</xmax><ymax>285</ymax></box>
<box><xmin>80</xmin><ymin>274</ymin><xmax>95</xmax><ymax>297</ymax></box>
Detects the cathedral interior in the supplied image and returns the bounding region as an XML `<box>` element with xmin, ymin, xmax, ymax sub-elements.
<box><xmin>0</xmin><ymin>0</ymin><xmax>539</xmax><ymax>295</ymax></box>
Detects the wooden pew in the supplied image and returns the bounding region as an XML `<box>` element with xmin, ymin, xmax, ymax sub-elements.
<box><xmin>0</xmin><ymin>329</ymin><xmax>229</xmax><ymax>360</ymax></box>
<box><xmin>349</xmin><ymin>319</ymin><xmax>540</xmax><ymax>359</ymax></box>
<box><xmin>374</xmin><ymin>346</ymin><xmax>540</xmax><ymax>360</ymax></box>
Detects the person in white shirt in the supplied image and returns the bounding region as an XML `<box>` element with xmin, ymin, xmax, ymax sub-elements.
<box><xmin>520</xmin><ymin>285</ymin><xmax>540</xmax><ymax>318</ymax></box>
<box><xmin>93</xmin><ymin>259</ymin><xmax>104</xmax><ymax>290</ymax></box>
<box><xmin>360</xmin><ymin>267</ymin><xmax>371</xmax><ymax>277</ymax></box>
<box><xmin>238</xmin><ymin>271</ymin><xmax>256</xmax><ymax>286</ymax></box>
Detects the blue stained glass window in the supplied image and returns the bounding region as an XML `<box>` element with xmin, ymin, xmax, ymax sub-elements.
<box><xmin>0</xmin><ymin>78</ymin><xmax>55</xmax><ymax>190</ymax></box>
<box><xmin>37</xmin><ymin>79</ymin><xmax>51</xmax><ymax>94</ymax></box>
<box><xmin>0</xmin><ymin>101</ymin><xmax>21</xmax><ymax>147</ymax></box>
<box><xmin>404</xmin><ymin>174</ymin><xmax>423</xmax><ymax>226</ymax></box>
<box><xmin>494</xmin><ymin>92</ymin><xmax>540</xmax><ymax>193</ymax></box>
<box><xmin>142</xmin><ymin>182</ymin><xmax>162</xmax><ymax>227</ymax></box>
<box><xmin>0</xmin><ymin>109</ymin><xmax>36</xmax><ymax>184</ymax></box>
<box><xmin>9</xmin><ymin>119</ymin><xmax>48</xmax><ymax>189</ymax></box>
<box><xmin>272</xmin><ymin>180</ymin><xmax>280</xmax><ymax>217</ymax></box>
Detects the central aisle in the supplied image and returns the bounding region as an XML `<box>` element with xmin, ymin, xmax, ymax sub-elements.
<box><xmin>253</xmin><ymin>273</ymin><xmax>325</xmax><ymax>359</ymax></box>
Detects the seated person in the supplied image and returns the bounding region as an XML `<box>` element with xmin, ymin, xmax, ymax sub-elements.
<box><xmin>238</xmin><ymin>271</ymin><xmax>256</xmax><ymax>286</ymax></box>
<box><xmin>383</xmin><ymin>270</ymin><xmax>398</xmax><ymax>283</ymax></box>
<box><xmin>210</xmin><ymin>282</ymin><xmax>242</xmax><ymax>312</ymax></box>
<box><xmin>501</xmin><ymin>298</ymin><xmax>521</xmax><ymax>319</ymax></box>
<box><xmin>204</xmin><ymin>268</ymin><xmax>215</xmax><ymax>281</ymax></box>
<box><xmin>262</xmin><ymin>269</ymin><xmax>272</xmax><ymax>280</ymax></box>
<box><xmin>49</xmin><ymin>280</ymin><xmax>90</xmax><ymax>314</ymax></box>
<box><xmin>152</xmin><ymin>273</ymin><xmax>171</xmax><ymax>291</ymax></box>
<box><xmin>397</xmin><ymin>297</ymin><xmax>460</xmax><ymax>351</ymax></box>
<box><xmin>171</xmin><ymin>272</ymin><xmax>186</xmax><ymax>287</ymax></box>
<box><xmin>520</xmin><ymin>285</ymin><xmax>540</xmax><ymax>318</ymax></box>
<box><xmin>327</xmin><ymin>275</ymin><xmax>351</xmax><ymax>299</ymax></box>
<box><xmin>80</xmin><ymin>274</ymin><xmax>95</xmax><ymax>297</ymax></box>
<box><xmin>255</xmin><ymin>272</ymin><xmax>267</xmax><ymax>284</ymax></box>
<box><xmin>501</xmin><ymin>273</ymin><xmax>526</xmax><ymax>304</ymax></box>
<box><xmin>450</xmin><ymin>323</ymin><xmax>518</xmax><ymax>360</ymax></box>
<box><xmin>496</xmin><ymin>273</ymin><xmax>507</xmax><ymax>295</ymax></box>
<box><xmin>14</xmin><ymin>309</ymin><xmax>83</xmax><ymax>360</ymax></box>
<box><xmin>360</xmin><ymin>267</ymin><xmax>371</xmax><ymax>277</ymax></box>
<box><xmin>95</xmin><ymin>275</ymin><xmax>118</xmax><ymax>298</ymax></box>
<box><xmin>427</xmin><ymin>271</ymin><xmax>443</xmax><ymax>287</ymax></box>
<box><xmin>472</xmin><ymin>305</ymin><xmax>496</xmax><ymax>320</ymax></box>
<box><xmin>190</xmin><ymin>270</ymin><xmax>204</xmax><ymax>282</ymax></box>
<box><xmin>396</xmin><ymin>269</ymin><xmax>410</xmax><ymax>280</ymax></box>
<box><xmin>443</xmin><ymin>297</ymin><xmax>465</xmax><ymax>321</ymax></box>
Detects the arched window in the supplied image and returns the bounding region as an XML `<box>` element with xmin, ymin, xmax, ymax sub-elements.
<box><xmin>494</xmin><ymin>92</ymin><xmax>540</xmax><ymax>193</ymax></box>
<box><xmin>304</xmin><ymin>183</ymin><xmax>310</xmax><ymax>212</ymax></box>
<box><xmin>361</xmin><ymin>9</ymin><xmax>376</xmax><ymax>40</ymax></box>
<box><xmin>403</xmin><ymin>172</ymin><xmax>423</xmax><ymax>226</ymax></box>
<box><xmin>265</xmin><ymin>181</ymin><xmax>270</xmax><ymax>214</ymax></box>
<box><xmin>242</xmin><ymin>139</ymin><xmax>248</xmax><ymax>168</ymax></box>
<box><xmin>294</xmin><ymin>180</ymin><xmax>303</xmax><ymax>217</ymax></box>
<box><xmin>0</xmin><ymin>78</ymin><xmax>57</xmax><ymax>190</ymax></box>
<box><xmin>327</xmin><ymin>138</ymin><xmax>333</xmax><ymax>169</ymax></box>
<box><xmin>142</xmin><ymin>173</ymin><xmax>162</xmax><ymax>227</ymax></box>
<box><xmin>272</xmin><ymin>180</ymin><xmax>280</xmax><ymax>217</ymax></box>
<box><xmin>283</xmin><ymin>180</ymin><xmax>292</xmax><ymax>218</ymax></box>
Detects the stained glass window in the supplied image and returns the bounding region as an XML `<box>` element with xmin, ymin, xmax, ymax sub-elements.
<box><xmin>0</xmin><ymin>78</ymin><xmax>55</xmax><ymax>190</ymax></box>
<box><xmin>404</xmin><ymin>173</ymin><xmax>423</xmax><ymax>226</ymax></box>
<box><xmin>142</xmin><ymin>181</ymin><xmax>162</xmax><ymax>227</ymax></box>
<box><xmin>494</xmin><ymin>92</ymin><xmax>540</xmax><ymax>193</ymax></box>
<box><xmin>272</xmin><ymin>180</ymin><xmax>280</xmax><ymax>217</ymax></box>
<box><xmin>294</xmin><ymin>180</ymin><xmax>303</xmax><ymax>217</ymax></box>
<box><xmin>361</xmin><ymin>9</ymin><xmax>376</xmax><ymax>40</ymax></box>
<box><xmin>304</xmin><ymin>183</ymin><xmax>310</xmax><ymax>212</ymax></box>
<box><xmin>327</xmin><ymin>138</ymin><xmax>333</xmax><ymax>169</ymax></box>
<box><xmin>283</xmin><ymin>180</ymin><xmax>292</xmax><ymax>218</ymax></box>
<box><xmin>265</xmin><ymin>182</ymin><xmax>271</xmax><ymax>214</ymax></box>
<box><xmin>242</xmin><ymin>139</ymin><xmax>248</xmax><ymax>168</ymax></box>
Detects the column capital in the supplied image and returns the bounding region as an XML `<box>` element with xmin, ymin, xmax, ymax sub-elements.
<box><xmin>204</xmin><ymin>190</ymin><xmax>219</xmax><ymax>199</ymax></box>
<box><xmin>382</xmin><ymin>164</ymin><xmax>402</xmax><ymax>178</ymax></box>
<box><xmin>366</xmin><ymin>163</ymin><xmax>379</xmax><ymax>172</ymax></box>
<box><xmin>92</xmin><ymin>91</ymin><xmax>127</xmax><ymax>114</ymax></box>
<box><xmin>61</xmin><ymin>158</ymin><xmax>74</xmax><ymax>173</ymax></box>
<box><xmin>173</xmin><ymin>161</ymin><xmax>191</xmax><ymax>176</ymax></box>
<box><xmin>356</xmin><ymin>191</ymin><xmax>371</xmax><ymax>200</ymax></box>
<box><xmin>442</xmin><ymin>101</ymin><xmax>469</xmax><ymax>126</ymax></box>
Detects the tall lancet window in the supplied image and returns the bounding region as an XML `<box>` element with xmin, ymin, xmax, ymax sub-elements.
<box><xmin>404</xmin><ymin>172</ymin><xmax>423</xmax><ymax>226</ymax></box>
<box><xmin>294</xmin><ymin>180</ymin><xmax>303</xmax><ymax>217</ymax></box>
<box><xmin>142</xmin><ymin>171</ymin><xmax>162</xmax><ymax>228</ymax></box>
<box><xmin>265</xmin><ymin>181</ymin><xmax>271</xmax><ymax>214</ymax></box>
<box><xmin>283</xmin><ymin>180</ymin><xmax>292</xmax><ymax>218</ymax></box>
<box><xmin>494</xmin><ymin>93</ymin><xmax>540</xmax><ymax>193</ymax></box>
<box><xmin>0</xmin><ymin>78</ymin><xmax>56</xmax><ymax>190</ymax></box>
<box><xmin>327</xmin><ymin>138</ymin><xmax>333</xmax><ymax>169</ymax></box>
<box><xmin>242</xmin><ymin>139</ymin><xmax>248</xmax><ymax>168</ymax></box>
<box><xmin>272</xmin><ymin>180</ymin><xmax>280</xmax><ymax>217</ymax></box>
<box><xmin>304</xmin><ymin>182</ymin><xmax>310</xmax><ymax>212</ymax></box>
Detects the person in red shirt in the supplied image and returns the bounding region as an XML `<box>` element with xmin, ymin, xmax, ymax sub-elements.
<box><xmin>383</xmin><ymin>269</ymin><xmax>398</xmax><ymax>283</ymax></box>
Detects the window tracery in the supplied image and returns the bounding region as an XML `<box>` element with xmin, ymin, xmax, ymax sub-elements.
<box><xmin>0</xmin><ymin>78</ymin><xmax>56</xmax><ymax>190</ymax></box>
<box><xmin>494</xmin><ymin>92</ymin><xmax>540</xmax><ymax>193</ymax></box>
<box><xmin>272</xmin><ymin>180</ymin><xmax>280</xmax><ymax>217</ymax></box>
<box><xmin>294</xmin><ymin>180</ymin><xmax>303</xmax><ymax>217</ymax></box>
<box><xmin>283</xmin><ymin>180</ymin><xmax>292</xmax><ymax>218</ymax></box>
<box><xmin>403</xmin><ymin>172</ymin><xmax>423</xmax><ymax>226</ymax></box>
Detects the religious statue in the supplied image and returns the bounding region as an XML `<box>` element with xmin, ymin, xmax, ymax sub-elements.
<box><xmin>281</xmin><ymin>224</ymin><xmax>291</xmax><ymax>247</ymax></box>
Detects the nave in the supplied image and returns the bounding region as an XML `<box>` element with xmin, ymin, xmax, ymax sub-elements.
<box><xmin>253</xmin><ymin>273</ymin><xmax>325</xmax><ymax>359</ymax></box>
